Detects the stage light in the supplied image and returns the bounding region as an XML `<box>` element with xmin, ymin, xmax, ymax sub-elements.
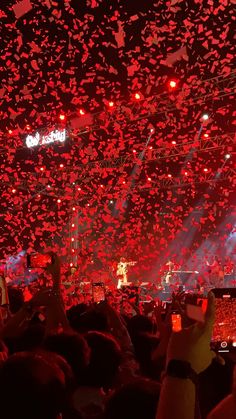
<box><xmin>71</xmin><ymin>223</ymin><xmax>75</xmax><ymax>227</ymax></box>
<box><xmin>134</xmin><ymin>93</ymin><xmax>141</xmax><ymax>100</ymax></box>
<box><xmin>203</xmin><ymin>168</ymin><xmax>208</xmax><ymax>172</ymax></box>
<box><xmin>71</xmin><ymin>237</ymin><xmax>75</xmax><ymax>242</ymax></box>
<box><xmin>150</xmin><ymin>128</ymin><xmax>155</xmax><ymax>133</ymax></box>
<box><xmin>203</xmin><ymin>133</ymin><xmax>209</xmax><ymax>138</ymax></box>
<box><xmin>167</xmin><ymin>174</ymin><xmax>172</xmax><ymax>178</ymax></box>
<box><xmin>8</xmin><ymin>130</ymin><xmax>13</xmax><ymax>134</ymax></box>
<box><xmin>133</xmin><ymin>149</ymin><xmax>136</xmax><ymax>153</ymax></box>
<box><xmin>47</xmin><ymin>185</ymin><xmax>51</xmax><ymax>189</ymax></box>
<box><xmin>172</xmin><ymin>141</ymin><xmax>176</xmax><ymax>145</ymax></box>
<box><xmin>59</xmin><ymin>163</ymin><xmax>64</xmax><ymax>168</ymax></box>
<box><xmin>26</xmin><ymin>124</ymin><xmax>31</xmax><ymax>130</ymax></box>
<box><xmin>202</xmin><ymin>113</ymin><xmax>209</xmax><ymax>121</ymax></box>
<box><xmin>169</xmin><ymin>80</ymin><xmax>177</xmax><ymax>88</ymax></box>
<box><xmin>77</xmin><ymin>187</ymin><xmax>81</xmax><ymax>191</ymax></box>
<box><xmin>184</xmin><ymin>172</ymin><xmax>188</xmax><ymax>176</ymax></box>
<box><xmin>110</xmin><ymin>200</ymin><xmax>114</xmax><ymax>204</ymax></box>
<box><xmin>72</xmin><ymin>207</ymin><xmax>76</xmax><ymax>211</ymax></box>
<box><xmin>149</xmin><ymin>146</ymin><xmax>153</xmax><ymax>150</ymax></box>
<box><xmin>79</xmin><ymin>109</ymin><xmax>85</xmax><ymax>115</ymax></box>
<box><xmin>108</xmin><ymin>101</ymin><xmax>114</xmax><ymax>107</ymax></box>
<box><xmin>57</xmin><ymin>199</ymin><xmax>61</xmax><ymax>203</ymax></box>
<box><xmin>225</xmin><ymin>153</ymin><xmax>231</xmax><ymax>159</ymax></box>
<box><xmin>40</xmin><ymin>167</ymin><xmax>44</xmax><ymax>171</ymax></box>
<box><xmin>59</xmin><ymin>114</ymin><xmax>65</xmax><ymax>121</ymax></box>
<box><xmin>148</xmin><ymin>177</ymin><xmax>152</xmax><ymax>181</ymax></box>
<box><xmin>12</xmin><ymin>189</ymin><xmax>16</xmax><ymax>194</ymax></box>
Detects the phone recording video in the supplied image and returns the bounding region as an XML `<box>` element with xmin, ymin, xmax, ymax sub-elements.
<box><xmin>27</xmin><ymin>253</ymin><xmax>53</xmax><ymax>269</ymax></box>
<box><xmin>171</xmin><ymin>311</ymin><xmax>182</xmax><ymax>332</ymax></box>
<box><xmin>92</xmin><ymin>282</ymin><xmax>106</xmax><ymax>303</ymax></box>
<box><xmin>211</xmin><ymin>288</ymin><xmax>236</xmax><ymax>352</ymax></box>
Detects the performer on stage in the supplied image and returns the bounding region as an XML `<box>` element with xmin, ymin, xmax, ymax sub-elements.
<box><xmin>206</xmin><ymin>255</ymin><xmax>224</xmax><ymax>287</ymax></box>
<box><xmin>163</xmin><ymin>258</ymin><xmax>175</xmax><ymax>285</ymax></box>
<box><xmin>116</xmin><ymin>257</ymin><xmax>136</xmax><ymax>289</ymax></box>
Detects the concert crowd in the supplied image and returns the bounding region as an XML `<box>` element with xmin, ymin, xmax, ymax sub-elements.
<box><xmin>0</xmin><ymin>254</ymin><xmax>235</xmax><ymax>419</ymax></box>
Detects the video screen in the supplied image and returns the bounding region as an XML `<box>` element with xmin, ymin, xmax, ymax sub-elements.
<box><xmin>212</xmin><ymin>295</ymin><xmax>236</xmax><ymax>350</ymax></box>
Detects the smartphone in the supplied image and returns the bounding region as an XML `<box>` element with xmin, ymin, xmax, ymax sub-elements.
<box><xmin>92</xmin><ymin>282</ymin><xmax>106</xmax><ymax>303</ymax></box>
<box><xmin>171</xmin><ymin>311</ymin><xmax>182</xmax><ymax>332</ymax></box>
<box><xmin>27</xmin><ymin>253</ymin><xmax>53</xmax><ymax>269</ymax></box>
<box><xmin>211</xmin><ymin>288</ymin><xmax>236</xmax><ymax>352</ymax></box>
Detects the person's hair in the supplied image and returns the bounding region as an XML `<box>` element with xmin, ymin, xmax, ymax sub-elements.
<box><xmin>83</xmin><ymin>331</ymin><xmax>122</xmax><ymax>389</ymax></box>
<box><xmin>43</xmin><ymin>331</ymin><xmax>90</xmax><ymax>383</ymax></box>
<box><xmin>104</xmin><ymin>378</ymin><xmax>161</xmax><ymax>419</ymax></box>
<box><xmin>132</xmin><ymin>333</ymin><xmax>159</xmax><ymax>379</ymax></box>
<box><xmin>127</xmin><ymin>315</ymin><xmax>156</xmax><ymax>338</ymax></box>
<box><xmin>0</xmin><ymin>351</ymin><xmax>66</xmax><ymax>419</ymax></box>
<box><xmin>67</xmin><ymin>305</ymin><xmax>108</xmax><ymax>333</ymax></box>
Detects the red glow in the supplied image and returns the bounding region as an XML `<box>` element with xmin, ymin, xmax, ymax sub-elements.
<box><xmin>108</xmin><ymin>101</ymin><xmax>114</xmax><ymax>107</ymax></box>
<box><xmin>79</xmin><ymin>109</ymin><xmax>85</xmax><ymax>115</ymax></box>
<box><xmin>203</xmin><ymin>168</ymin><xmax>208</xmax><ymax>172</ymax></box>
<box><xmin>71</xmin><ymin>223</ymin><xmax>75</xmax><ymax>227</ymax></box>
<box><xmin>172</xmin><ymin>140</ymin><xmax>176</xmax><ymax>145</ymax></box>
<box><xmin>12</xmin><ymin>189</ymin><xmax>16</xmax><ymax>194</ymax></box>
<box><xmin>26</xmin><ymin>125</ymin><xmax>30</xmax><ymax>130</ymax></box>
<box><xmin>59</xmin><ymin>114</ymin><xmax>66</xmax><ymax>121</ymax></box>
<box><xmin>148</xmin><ymin>177</ymin><xmax>151</xmax><ymax>181</ymax></box>
<box><xmin>168</xmin><ymin>174</ymin><xmax>172</xmax><ymax>178</ymax></box>
<box><xmin>59</xmin><ymin>164</ymin><xmax>64</xmax><ymax>168</ymax></box>
<box><xmin>40</xmin><ymin>167</ymin><xmax>44</xmax><ymax>171</ymax></box>
<box><xmin>72</xmin><ymin>207</ymin><xmax>76</xmax><ymax>211</ymax></box>
<box><xmin>134</xmin><ymin>93</ymin><xmax>141</xmax><ymax>100</ymax></box>
<box><xmin>8</xmin><ymin>130</ymin><xmax>13</xmax><ymax>134</ymax></box>
<box><xmin>169</xmin><ymin>80</ymin><xmax>177</xmax><ymax>88</ymax></box>
<box><xmin>204</xmin><ymin>133</ymin><xmax>209</xmax><ymax>138</ymax></box>
<box><xmin>57</xmin><ymin>199</ymin><xmax>61</xmax><ymax>203</ymax></box>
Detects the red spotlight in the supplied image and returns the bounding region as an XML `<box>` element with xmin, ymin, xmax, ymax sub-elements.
<box><xmin>8</xmin><ymin>129</ymin><xmax>13</xmax><ymax>135</ymax></box>
<box><xmin>169</xmin><ymin>80</ymin><xmax>177</xmax><ymax>89</ymax></box>
<box><xmin>59</xmin><ymin>163</ymin><xmax>64</xmax><ymax>168</ymax></box>
<box><xmin>203</xmin><ymin>168</ymin><xmax>208</xmax><ymax>172</ymax></box>
<box><xmin>12</xmin><ymin>188</ymin><xmax>16</xmax><ymax>194</ymax></box>
<box><xmin>203</xmin><ymin>133</ymin><xmax>209</xmax><ymax>138</ymax></box>
<box><xmin>171</xmin><ymin>140</ymin><xmax>176</xmax><ymax>145</ymax></box>
<box><xmin>134</xmin><ymin>93</ymin><xmax>141</xmax><ymax>100</ymax></box>
<box><xmin>108</xmin><ymin>101</ymin><xmax>114</xmax><ymax>108</ymax></box>
<box><xmin>167</xmin><ymin>174</ymin><xmax>172</xmax><ymax>178</ymax></box>
<box><xmin>79</xmin><ymin>109</ymin><xmax>85</xmax><ymax>115</ymax></box>
<box><xmin>57</xmin><ymin>199</ymin><xmax>61</xmax><ymax>203</ymax></box>
<box><xmin>59</xmin><ymin>114</ymin><xmax>66</xmax><ymax>121</ymax></box>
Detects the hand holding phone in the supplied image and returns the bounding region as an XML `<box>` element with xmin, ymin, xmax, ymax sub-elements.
<box><xmin>171</xmin><ymin>311</ymin><xmax>182</xmax><ymax>332</ymax></box>
<box><xmin>92</xmin><ymin>282</ymin><xmax>106</xmax><ymax>303</ymax></box>
<box><xmin>211</xmin><ymin>288</ymin><xmax>236</xmax><ymax>352</ymax></box>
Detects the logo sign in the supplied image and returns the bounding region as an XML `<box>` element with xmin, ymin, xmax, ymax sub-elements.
<box><xmin>25</xmin><ymin>129</ymin><xmax>66</xmax><ymax>148</ymax></box>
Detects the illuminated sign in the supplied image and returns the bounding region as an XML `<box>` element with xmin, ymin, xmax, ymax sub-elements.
<box><xmin>25</xmin><ymin>129</ymin><xmax>66</xmax><ymax>148</ymax></box>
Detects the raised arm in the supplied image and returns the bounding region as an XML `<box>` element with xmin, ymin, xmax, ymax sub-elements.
<box><xmin>156</xmin><ymin>292</ymin><xmax>215</xmax><ymax>419</ymax></box>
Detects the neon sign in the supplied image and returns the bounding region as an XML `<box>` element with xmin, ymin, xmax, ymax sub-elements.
<box><xmin>25</xmin><ymin>129</ymin><xmax>66</xmax><ymax>148</ymax></box>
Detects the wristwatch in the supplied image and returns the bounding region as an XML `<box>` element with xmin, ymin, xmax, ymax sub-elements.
<box><xmin>165</xmin><ymin>359</ymin><xmax>198</xmax><ymax>385</ymax></box>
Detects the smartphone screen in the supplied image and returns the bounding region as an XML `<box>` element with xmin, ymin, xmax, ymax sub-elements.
<box><xmin>171</xmin><ymin>312</ymin><xmax>182</xmax><ymax>332</ymax></box>
<box><xmin>212</xmin><ymin>288</ymin><xmax>236</xmax><ymax>352</ymax></box>
<box><xmin>92</xmin><ymin>282</ymin><xmax>105</xmax><ymax>303</ymax></box>
<box><xmin>27</xmin><ymin>253</ymin><xmax>52</xmax><ymax>269</ymax></box>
